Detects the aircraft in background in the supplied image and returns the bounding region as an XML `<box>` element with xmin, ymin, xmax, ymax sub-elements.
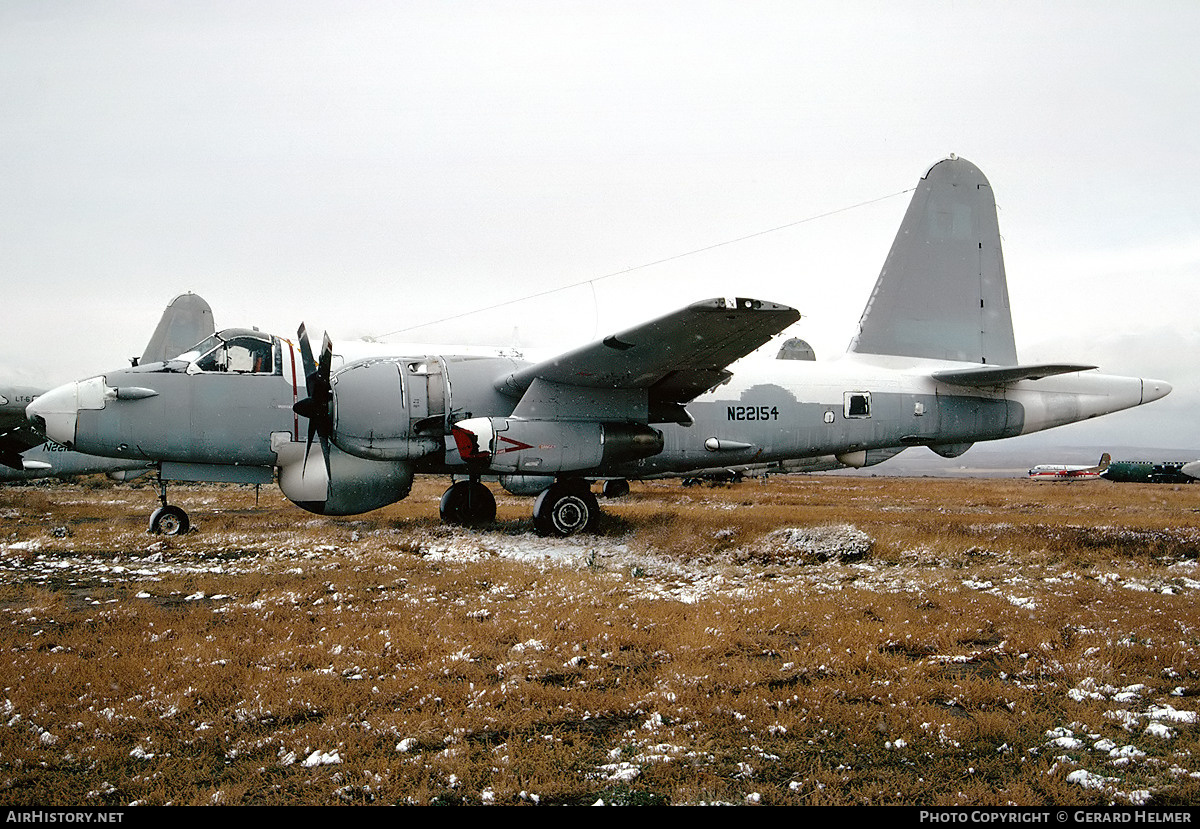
<box><xmin>1028</xmin><ymin>453</ymin><xmax>1110</xmax><ymax>481</ymax></box>
<box><xmin>28</xmin><ymin>157</ymin><xmax>1171</xmax><ymax>536</ymax></box>
<box><xmin>1100</xmin><ymin>459</ymin><xmax>1196</xmax><ymax>484</ymax></box>
<box><xmin>1</xmin><ymin>293</ymin><xmax>214</xmax><ymax>488</ymax></box>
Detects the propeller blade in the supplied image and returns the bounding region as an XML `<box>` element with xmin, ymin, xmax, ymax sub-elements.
<box><xmin>293</xmin><ymin>323</ymin><xmax>335</xmax><ymax>474</ymax></box>
<box><xmin>297</xmin><ymin>323</ymin><xmax>318</xmax><ymax>397</ymax></box>
<box><xmin>318</xmin><ymin>332</ymin><xmax>333</xmax><ymax>387</ymax></box>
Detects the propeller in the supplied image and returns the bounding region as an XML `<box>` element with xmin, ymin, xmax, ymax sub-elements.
<box><xmin>293</xmin><ymin>323</ymin><xmax>335</xmax><ymax>472</ymax></box>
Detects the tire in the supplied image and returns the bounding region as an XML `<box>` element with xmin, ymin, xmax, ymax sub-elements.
<box><xmin>439</xmin><ymin>481</ymin><xmax>496</xmax><ymax>527</ymax></box>
<box><xmin>533</xmin><ymin>483</ymin><xmax>598</xmax><ymax>537</ymax></box>
<box><xmin>602</xmin><ymin>479</ymin><xmax>630</xmax><ymax>499</ymax></box>
<box><xmin>149</xmin><ymin>505</ymin><xmax>190</xmax><ymax>536</ymax></box>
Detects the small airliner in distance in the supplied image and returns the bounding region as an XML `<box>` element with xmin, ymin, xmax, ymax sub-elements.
<box><xmin>1028</xmin><ymin>453</ymin><xmax>1110</xmax><ymax>481</ymax></box>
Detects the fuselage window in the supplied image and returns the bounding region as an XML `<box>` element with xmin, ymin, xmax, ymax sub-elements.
<box><xmin>844</xmin><ymin>392</ymin><xmax>871</xmax><ymax>419</ymax></box>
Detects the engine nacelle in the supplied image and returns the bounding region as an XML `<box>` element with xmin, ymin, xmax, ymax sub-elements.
<box><xmin>453</xmin><ymin>418</ymin><xmax>663</xmax><ymax>475</ymax></box>
<box><xmin>328</xmin><ymin>357</ymin><xmax>446</xmax><ymax>460</ymax></box>
<box><xmin>274</xmin><ymin>433</ymin><xmax>413</xmax><ymax>516</ymax></box>
<box><xmin>328</xmin><ymin>359</ymin><xmax>443</xmax><ymax>460</ymax></box>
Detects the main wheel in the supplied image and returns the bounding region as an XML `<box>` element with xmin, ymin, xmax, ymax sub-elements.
<box><xmin>439</xmin><ymin>480</ymin><xmax>497</xmax><ymax>527</ymax></box>
<box><xmin>149</xmin><ymin>505</ymin><xmax>190</xmax><ymax>536</ymax></box>
<box><xmin>532</xmin><ymin>482</ymin><xmax>599</xmax><ymax>537</ymax></box>
<box><xmin>602</xmin><ymin>479</ymin><xmax>630</xmax><ymax>498</ymax></box>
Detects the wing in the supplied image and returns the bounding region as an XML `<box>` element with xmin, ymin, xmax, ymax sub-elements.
<box><xmin>497</xmin><ymin>297</ymin><xmax>799</xmax><ymax>423</ymax></box>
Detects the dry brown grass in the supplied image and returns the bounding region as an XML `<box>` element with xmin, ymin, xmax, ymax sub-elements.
<box><xmin>1</xmin><ymin>473</ymin><xmax>1199</xmax><ymax>806</ymax></box>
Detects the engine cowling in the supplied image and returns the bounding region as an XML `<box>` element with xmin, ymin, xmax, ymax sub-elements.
<box><xmin>328</xmin><ymin>359</ymin><xmax>442</xmax><ymax>460</ymax></box>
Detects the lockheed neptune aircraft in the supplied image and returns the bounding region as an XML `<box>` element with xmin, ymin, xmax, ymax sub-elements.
<box><xmin>0</xmin><ymin>293</ymin><xmax>214</xmax><ymax>484</ymax></box>
<box><xmin>27</xmin><ymin>157</ymin><xmax>1171</xmax><ymax>536</ymax></box>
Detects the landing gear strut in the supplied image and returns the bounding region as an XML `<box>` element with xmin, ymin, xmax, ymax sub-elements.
<box><xmin>439</xmin><ymin>478</ymin><xmax>497</xmax><ymax>527</ymax></box>
<box><xmin>532</xmin><ymin>479</ymin><xmax>599</xmax><ymax>537</ymax></box>
<box><xmin>148</xmin><ymin>474</ymin><xmax>190</xmax><ymax>535</ymax></box>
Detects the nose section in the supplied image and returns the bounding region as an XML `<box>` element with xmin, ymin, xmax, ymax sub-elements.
<box><xmin>27</xmin><ymin>383</ymin><xmax>79</xmax><ymax>447</ymax></box>
<box><xmin>1142</xmin><ymin>379</ymin><xmax>1172</xmax><ymax>404</ymax></box>
<box><xmin>26</xmin><ymin>376</ymin><xmax>108</xmax><ymax>448</ymax></box>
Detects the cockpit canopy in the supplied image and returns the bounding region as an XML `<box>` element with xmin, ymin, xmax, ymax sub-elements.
<box><xmin>178</xmin><ymin>329</ymin><xmax>280</xmax><ymax>375</ymax></box>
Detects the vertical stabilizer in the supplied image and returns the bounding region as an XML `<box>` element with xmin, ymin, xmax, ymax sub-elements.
<box><xmin>139</xmin><ymin>293</ymin><xmax>216</xmax><ymax>364</ymax></box>
<box><xmin>848</xmin><ymin>157</ymin><xmax>1017</xmax><ymax>365</ymax></box>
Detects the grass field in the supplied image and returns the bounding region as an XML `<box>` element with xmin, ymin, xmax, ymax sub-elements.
<box><xmin>1</xmin><ymin>473</ymin><xmax>1199</xmax><ymax>806</ymax></box>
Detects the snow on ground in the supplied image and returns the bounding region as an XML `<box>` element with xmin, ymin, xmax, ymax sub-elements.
<box><xmin>4</xmin><ymin>508</ymin><xmax>1200</xmax><ymax>805</ymax></box>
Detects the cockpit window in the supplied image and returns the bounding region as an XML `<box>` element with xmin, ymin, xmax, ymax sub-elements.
<box><xmin>177</xmin><ymin>334</ymin><xmax>222</xmax><ymax>364</ymax></box>
<box><xmin>194</xmin><ymin>335</ymin><xmax>276</xmax><ymax>374</ymax></box>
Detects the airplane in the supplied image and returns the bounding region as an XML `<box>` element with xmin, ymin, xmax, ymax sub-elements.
<box><xmin>0</xmin><ymin>293</ymin><xmax>215</xmax><ymax>486</ymax></box>
<box><xmin>1027</xmin><ymin>453</ymin><xmax>1110</xmax><ymax>481</ymax></box>
<box><xmin>1100</xmin><ymin>459</ymin><xmax>1196</xmax><ymax>484</ymax></box>
<box><xmin>26</xmin><ymin>156</ymin><xmax>1172</xmax><ymax>537</ymax></box>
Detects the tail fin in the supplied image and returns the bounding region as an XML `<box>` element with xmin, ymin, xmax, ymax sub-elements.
<box><xmin>848</xmin><ymin>156</ymin><xmax>1017</xmax><ymax>365</ymax></box>
<box><xmin>1096</xmin><ymin>452</ymin><xmax>1111</xmax><ymax>471</ymax></box>
<box><xmin>138</xmin><ymin>293</ymin><xmax>215</xmax><ymax>365</ymax></box>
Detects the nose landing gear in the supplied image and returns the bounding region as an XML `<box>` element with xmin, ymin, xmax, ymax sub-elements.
<box><xmin>148</xmin><ymin>474</ymin><xmax>190</xmax><ymax>535</ymax></box>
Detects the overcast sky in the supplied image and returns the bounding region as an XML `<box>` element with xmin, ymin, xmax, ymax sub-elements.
<box><xmin>2</xmin><ymin>1</ymin><xmax>1198</xmax><ymax>453</ymax></box>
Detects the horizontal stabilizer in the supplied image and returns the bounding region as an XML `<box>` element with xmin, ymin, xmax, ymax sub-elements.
<box><xmin>931</xmin><ymin>363</ymin><xmax>1097</xmax><ymax>387</ymax></box>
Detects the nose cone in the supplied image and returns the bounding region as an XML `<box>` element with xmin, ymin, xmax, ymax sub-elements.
<box><xmin>27</xmin><ymin>382</ymin><xmax>81</xmax><ymax>447</ymax></box>
<box><xmin>27</xmin><ymin>376</ymin><xmax>108</xmax><ymax>448</ymax></box>
<box><xmin>1142</xmin><ymin>379</ymin><xmax>1172</xmax><ymax>404</ymax></box>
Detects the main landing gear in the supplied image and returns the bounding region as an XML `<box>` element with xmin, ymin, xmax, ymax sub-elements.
<box><xmin>439</xmin><ymin>478</ymin><xmax>497</xmax><ymax>527</ymax></box>
<box><xmin>532</xmin><ymin>479</ymin><xmax>599</xmax><ymax>537</ymax></box>
<box><xmin>148</xmin><ymin>474</ymin><xmax>190</xmax><ymax>536</ymax></box>
<box><xmin>440</xmin><ymin>476</ymin><xmax>628</xmax><ymax>537</ymax></box>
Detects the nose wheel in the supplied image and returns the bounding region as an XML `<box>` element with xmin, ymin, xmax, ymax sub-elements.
<box><xmin>149</xmin><ymin>504</ymin><xmax>190</xmax><ymax>536</ymax></box>
<box><xmin>148</xmin><ymin>473</ymin><xmax>190</xmax><ymax>535</ymax></box>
